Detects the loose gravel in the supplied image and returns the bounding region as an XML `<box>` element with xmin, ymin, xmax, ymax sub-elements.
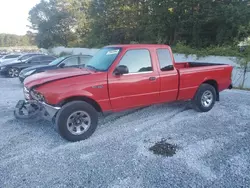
<box><xmin>0</xmin><ymin>77</ymin><xmax>250</xmax><ymax>188</ymax></box>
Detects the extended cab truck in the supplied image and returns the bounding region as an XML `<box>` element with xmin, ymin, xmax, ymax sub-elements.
<box><xmin>14</xmin><ymin>44</ymin><xmax>233</xmax><ymax>142</ymax></box>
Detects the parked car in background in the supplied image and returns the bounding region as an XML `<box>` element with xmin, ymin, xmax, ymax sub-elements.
<box><xmin>0</xmin><ymin>54</ymin><xmax>22</xmax><ymax>64</ymax></box>
<box><xmin>19</xmin><ymin>55</ymin><xmax>92</xmax><ymax>82</ymax></box>
<box><xmin>0</xmin><ymin>53</ymin><xmax>8</xmax><ymax>58</ymax></box>
<box><xmin>16</xmin><ymin>53</ymin><xmax>43</xmax><ymax>62</ymax></box>
<box><xmin>0</xmin><ymin>53</ymin><xmax>44</xmax><ymax>67</ymax></box>
<box><xmin>0</xmin><ymin>55</ymin><xmax>56</xmax><ymax>78</ymax></box>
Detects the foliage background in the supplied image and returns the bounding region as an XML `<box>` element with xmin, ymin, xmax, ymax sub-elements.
<box><xmin>27</xmin><ymin>0</ymin><xmax>250</xmax><ymax>51</ymax></box>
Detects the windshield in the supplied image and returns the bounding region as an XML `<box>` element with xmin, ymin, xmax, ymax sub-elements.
<box><xmin>49</xmin><ymin>56</ymin><xmax>66</xmax><ymax>65</ymax></box>
<box><xmin>85</xmin><ymin>47</ymin><xmax>121</xmax><ymax>72</ymax></box>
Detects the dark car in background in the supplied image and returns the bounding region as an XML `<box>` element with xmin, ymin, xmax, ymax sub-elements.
<box><xmin>0</xmin><ymin>53</ymin><xmax>42</xmax><ymax>65</ymax></box>
<box><xmin>15</xmin><ymin>53</ymin><xmax>43</xmax><ymax>63</ymax></box>
<box><xmin>0</xmin><ymin>55</ymin><xmax>56</xmax><ymax>78</ymax></box>
<box><xmin>19</xmin><ymin>55</ymin><xmax>92</xmax><ymax>82</ymax></box>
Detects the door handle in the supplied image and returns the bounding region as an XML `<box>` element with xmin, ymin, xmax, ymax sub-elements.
<box><xmin>149</xmin><ymin>77</ymin><xmax>157</xmax><ymax>81</ymax></box>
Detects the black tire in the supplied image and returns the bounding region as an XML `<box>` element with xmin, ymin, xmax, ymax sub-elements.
<box><xmin>56</xmin><ymin>101</ymin><xmax>98</xmax><ymax>142</ymax></box>
<box><xmin>192</xmin><ymin>84</ymin><xmax>216</xmax><ymax>112</ymax></box>
<box><xmin>7</xmin><ymin>67</ymin><xmax>20</xmax><ymax>78</ymax></box>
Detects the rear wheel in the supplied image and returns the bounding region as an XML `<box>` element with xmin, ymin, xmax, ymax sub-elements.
<box><xmin>7</xmin><ymin>67</ymin><xmax>20</xmax><ymax>78</ymax></box>
<box><xmin>192</xmin><ymin>84</ymin><xmax>216</xmax><ymax>112</ymax></box>
<box><xmin>56</xmin><ymin>101</ymin><xmax>98</xmax><ymax>142</ymax></box>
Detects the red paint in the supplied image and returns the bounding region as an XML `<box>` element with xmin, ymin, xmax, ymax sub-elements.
<box><xmin>24</xmin><ymin>44</ymin><xmax>233</xmax><ymax>112</ymax></box>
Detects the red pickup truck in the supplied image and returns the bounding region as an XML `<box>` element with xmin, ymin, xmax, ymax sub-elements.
<box><xmin>14</xmin><ymin>44</ymin><xmax>233</xmax><ymax>142</ymax></box>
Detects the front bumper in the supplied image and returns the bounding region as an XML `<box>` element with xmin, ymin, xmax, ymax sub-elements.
<box><xmin>19</xmin><ymin>75</ymin><xmax>25</xmax><ymax>83</ymax></box>
<box><xmin>14</xmin><ymin>100</ymin><xmax>61</xmax><ymax>121</ymax></box>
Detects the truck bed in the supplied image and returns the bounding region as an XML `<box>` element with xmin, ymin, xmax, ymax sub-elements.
<box><xmin>175</xmin><ymin>61</ymin><xmax>233</xmax><ymax>101</ymax></box>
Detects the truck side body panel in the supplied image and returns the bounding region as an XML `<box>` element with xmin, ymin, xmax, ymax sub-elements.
<box><xmin>36</xmin><ymin>72</ymin><xmax>112</xmax><ymax>111</ymax></box>
<box><xmin>177</xmin><ymin>65</ymin><xmax>233</xmax><ymax>100</ymax></box>
<box><xmin>24</xmin><ymin>44</ymin><xmax>233</xmax><ymax>114</ymax></box>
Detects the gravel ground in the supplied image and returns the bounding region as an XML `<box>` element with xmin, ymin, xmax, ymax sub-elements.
<box><xmin>0</xmin><ymin>77</ymin><xmax>250</xmax><ymax>188</ymax></box>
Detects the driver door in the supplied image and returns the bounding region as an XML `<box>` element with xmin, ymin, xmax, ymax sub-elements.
<box><xmin>108</xmin><ymin>49</ymin><xmax>160</xmax><ymax>111</ymax></box>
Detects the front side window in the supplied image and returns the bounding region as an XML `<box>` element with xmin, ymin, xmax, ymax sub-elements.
<box><xmin>29</xmin><ymin>56</ymin><xmax>41</xmax><ymax>63</ymax></box>
<box><xmin>19</xmin><ymin>55</ymin><xmax>29</xmax><ymax>61</ymax></box>
<box><xmin>62</xmin><ymin>57</ymin><xmax>78</xmax><ymax>67</ymax></box>
<box><xmin>80</xmin><ymin>56</ymin><xmax>92</xmax><ymax>65</ymax></box>
<box><xmin>49</xmin><ymin>56</ymin><xmax>66</xmax><ymax>66</ymax></box>
<box><xmin>42</xmin><ymin>56</ymin><xmax>55</xmax><ymax>61</ymax></box>
<box><xmin>157</xmin><ymin>49</ymin><xmax>174</xmax><ymax>71</ymax></box>
<box><xmin>19</xmin><ymin>54</ymin><xmax>34</xmax><ymax>61</ymax></box>
<box><xmin>118</xmin><ymin>49</ymin><xmax>152</xmax><ymax>73</ymax></box>
<box><xmin>85</xmin><ymin>47</ymin><xmax>121</xmax><ymax>72</ymax></box>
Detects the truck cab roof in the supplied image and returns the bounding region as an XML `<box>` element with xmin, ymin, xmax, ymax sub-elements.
<box><xmin>107</xmin><ymin>44</ymin><xmax>171</xmax><ymax>49</ymax></box>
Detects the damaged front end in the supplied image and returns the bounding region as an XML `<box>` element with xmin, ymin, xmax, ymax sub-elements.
<box><xmin>14</xmin><ymin>87</ymin><xmax>61</xmax><ymax>121</ymax></box>
<box><xmin>14</xmin><ymin>100</ymin><xmax>61</xmax><ymax>121</ymax></box>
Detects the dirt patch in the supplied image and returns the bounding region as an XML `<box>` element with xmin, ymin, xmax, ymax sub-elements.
<box><xmin>149</xmin><ymin>139</ymin><xmax>178</xmax><ymax>157</ymax></box>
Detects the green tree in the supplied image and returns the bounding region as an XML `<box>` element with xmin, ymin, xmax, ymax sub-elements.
<box><xmin>0</xmin><ymin>33</ymin><xmax>32</xmax><ymax>47</ymax></box>
<box><xmin>28</xmin><ymin>0</ymin><xmax>77</xmax><ymax>48</ymax></box>
<box><xmin>28</xmin><ymin>0</ymin><xmax>250</xmax><ymax>48</ymax></box>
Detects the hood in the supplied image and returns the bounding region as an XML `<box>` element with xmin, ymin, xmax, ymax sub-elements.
<box><xmin>0</xmin><ymin>58</ymin><xmax>19</xmax><ymax>66</ymax></box>
<box><xmin>24</xmin><ymin>67</ymin><xmax>91</xmax><ymax>88</ymax></box>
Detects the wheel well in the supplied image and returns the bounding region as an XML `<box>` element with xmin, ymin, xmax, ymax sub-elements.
<box><xmin>59</xmin><ymin>96</ymin><xmax>102</xmax><ymax>112</ymax></box>
<box><xmin>203</xmin><ymin>80</ymin><xmax>219</xmax><ymax>101</ymax></box>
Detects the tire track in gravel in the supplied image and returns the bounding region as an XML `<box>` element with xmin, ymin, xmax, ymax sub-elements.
<box><xmin>38</xmin><ymin>102</ymin><xmax>191</xmax><ymax>153</ymax></box>
<box><xmin>77</xmin><ymin>102</ymin><xmax>191</xmax><ymax>146</ymax></box>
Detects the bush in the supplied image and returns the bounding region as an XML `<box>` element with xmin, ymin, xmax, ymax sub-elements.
<box><xmin>172</xmin><ymin>42</ymin><xmax>241</xmax><ymax>58</ymax></box>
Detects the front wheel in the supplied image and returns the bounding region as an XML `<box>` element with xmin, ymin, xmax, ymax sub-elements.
<box><xmin>56</xmin><ymin>101</ymin><xmax>98</xmax><ymax>142</ymax></box>
<box><xmin>192</xmin><ymin>84</ymin><xmax>216</xmax><ymax>112</ymax></box>
<box><xmin>7</xmin><ymin>67</ymin><xmax>20</xmax><ymax>78</ymax></box>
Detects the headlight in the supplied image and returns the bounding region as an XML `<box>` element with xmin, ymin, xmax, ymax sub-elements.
<box><xmin>30</xmin><ymin>89</ymin><xmax>46</xmax><ymax>102</ymax></box>
<box><xmin>24</xmin><ymin>69</ymin><xmax>36</xmax><ymax>76</ymax></box>
<box><xmin>0</xmin><ymin>66</ymin><xmax>5</xmax><ymax>70</ymax></box>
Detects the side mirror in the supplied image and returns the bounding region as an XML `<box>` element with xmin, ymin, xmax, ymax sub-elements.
<box><xmin>59</xmin><ymin>63</ymin><xmax>65</xmax><ymax>68</ymax></box>
<box><xmin>114</xmin><ymin>65</ymin><xmax>129</xmax><ymax>76</ymax></box>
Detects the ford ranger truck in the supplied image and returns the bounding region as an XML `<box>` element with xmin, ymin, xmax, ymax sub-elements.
<box><xmin>14</xmin><ymin>44</ymin><xmax>233</xmax><ymax>142</ymax></box>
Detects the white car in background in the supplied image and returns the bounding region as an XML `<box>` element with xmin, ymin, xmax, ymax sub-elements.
<box><xmin>0</xmin><ymin>54</ymin><xmax>22</xmax><ymax>64</ymax></box>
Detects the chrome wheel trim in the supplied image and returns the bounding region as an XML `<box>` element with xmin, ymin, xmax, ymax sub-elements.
<box><xmin>8</xmin><ymin>68</ymin><xmax>19</xmax><ymax>77</ymax></box>
<box><xmin>66</xmin><ymin>111</ymin><xmax>91</xmax><ymax>135</ymax></box>
<box><xmin>201</xmin><ymin>90</ymin><xmax>213</xmax><ymax>108</ymax></box>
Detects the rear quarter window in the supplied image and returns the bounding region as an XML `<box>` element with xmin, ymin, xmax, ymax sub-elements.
<box><xmin>157</xmin><ymin>49</ymin><xmax>174</xmax><ymax>71</ymax></box>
